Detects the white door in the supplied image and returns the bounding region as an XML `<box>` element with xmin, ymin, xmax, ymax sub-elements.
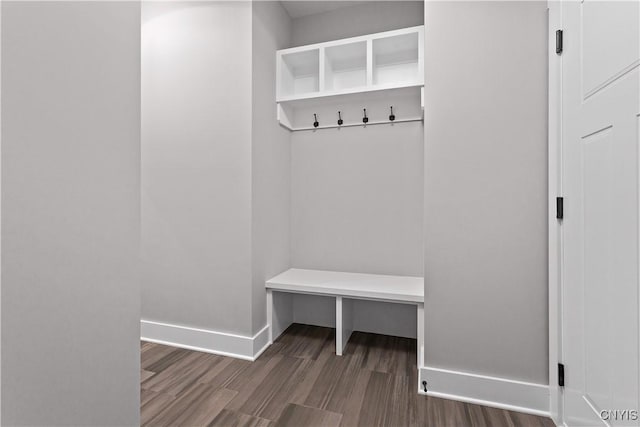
<box><xmin>561</xmin><ymin>1</ymin><xmax>640</xmax><ymax>426</ymax></box>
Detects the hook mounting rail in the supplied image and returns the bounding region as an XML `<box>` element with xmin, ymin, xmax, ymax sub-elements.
<box><xmin>279</xmin><ymin>116</ymin><xmax>422</xmax><ymax>132</ymax></box>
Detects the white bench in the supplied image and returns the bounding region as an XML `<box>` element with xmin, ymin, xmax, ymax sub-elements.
<box><xmin>266</xmin><ymin>268</ymin><xmax>424</xmax><ymax>362</ymax></box>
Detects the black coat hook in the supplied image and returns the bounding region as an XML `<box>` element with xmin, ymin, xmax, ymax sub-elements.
<box><xmin>362</xmin><ymin>108</ymin><xmax>369</xmax><ymax>124</ymax></box>
<box><xmin>337</xmin><ymin>111</ymin><xmax>343</xmax><ymax>126</ymax></box>
<box><xmin>313</xmin><ymin>114</ymin><xmax>319</xmax><ymax>128</ymax></box>
<box><xmin>389</xmin><ymin>106</ymin><xmax>395</xmax><ymax>121</ymax></box>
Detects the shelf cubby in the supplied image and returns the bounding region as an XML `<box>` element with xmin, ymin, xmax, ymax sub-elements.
<box><xmin>324</xmin><ymin>41</ymin><xmax>367</xmax><ymax>92</ymax></box>
<box><xmin>276</xmin><ymin>25</ymin><xmax>424</xmax><ymax>131</ymax></box>
<box><xmin>278</xmin><ymin>48</ymin><xmax>320</xmax><ymax>98</ymax></box>
<box><xmin>372</xmin><ymin>31</ymin><xmax>421</xmax><ymax>87</ymax></box>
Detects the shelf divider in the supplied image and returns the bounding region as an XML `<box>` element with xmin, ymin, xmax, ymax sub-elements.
<box><xmin>366</xmin><ymin>39</ymin><xmax>374</xmax><ymax>87</ymax></box>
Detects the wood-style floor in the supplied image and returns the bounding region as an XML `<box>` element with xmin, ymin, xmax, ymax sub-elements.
<box><xmin>141</xmin><ymin>324</ymin><xmax>554</xmax><ymax>427</ymax></box>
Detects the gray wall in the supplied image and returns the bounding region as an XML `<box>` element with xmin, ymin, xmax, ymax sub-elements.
<box><xmin>1</xmin><ymin>2</ymin><xmax>141</xmax><ymax>425</ymax></box>
<box><xmin>251</xmin><ymin>2</ymin><xmax>292</xmax><ymax>335</ymax></box>
<box><xmin>291</xmin><ymin>1</ymin><xmax>424</xmax><ymax>47</ymax></box>
<box><xmin>291</xmin><ymin>125</ymin><xmax>424</xmax><ymax>276</ymax></box>
<box><xmin>141</xmin><ymin>1</ymin><xmax>254</xmax><ymax>335</ymax></box>
<box><xmin>142</xmin><ymin>1</ymin><xmax>292</xmax><ymax>339</ymax></box>
<box><xmin>290</xmin><ymin>2</ymin><xmax>424</xmax><ymax>338</ymax></box>
<box><xmin>423</xmin><ymin>1</ymin><xmax>548</xmax><ymax>384</ymax></box>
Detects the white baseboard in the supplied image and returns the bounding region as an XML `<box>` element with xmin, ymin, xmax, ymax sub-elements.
<box><xmin>141</xmin><ymin>319</ymin><xmax>270</xmax><ymax>362</ymax></box>
<box><xmin>419</xmin><ymin>366</ymin><xmax>550</xmax><ymax>417</ymax></box>
<box><xmin>252</xmin><ymin>324</ymin><xmax>271</xmax><ymax>359</ymax></box>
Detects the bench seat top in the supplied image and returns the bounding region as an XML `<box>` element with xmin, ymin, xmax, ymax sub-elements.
<box><xmin>266</xmin><ymin>268</ymin><xmax>424</xmax><ymax>303</ymax></box>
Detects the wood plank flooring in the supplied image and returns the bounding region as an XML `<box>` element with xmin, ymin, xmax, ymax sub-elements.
<box><xmin>141</xmin><ymin>324</ymin><xmax>555</xmax><ymax>427</ymax></box>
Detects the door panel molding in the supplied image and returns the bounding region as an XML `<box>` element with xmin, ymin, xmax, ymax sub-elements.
<box><xmin>584</xmin><ymin>60</ymin><xmax>640</xmax><ymax>100</ymax></box>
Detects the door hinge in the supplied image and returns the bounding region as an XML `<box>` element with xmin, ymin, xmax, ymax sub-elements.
<box><xmin>556</xmin><ymin>30</ymin><xmax>563</xmax><ymax>55</ymax></box>
<box><xmin>558</xmin><ymin>363</ymin><xmax>565</xmax><ymax>387</ymax></box>
<box><xmin>556</xmin><ymin>197</ymin><xmax>564</xmax><ymax>220</ymax></box>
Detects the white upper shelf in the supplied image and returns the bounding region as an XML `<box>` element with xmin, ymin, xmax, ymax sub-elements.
<box><xmin>276</xmin><ymin>25</ymin><xmax>424</xmax><ymax>103</ymax></box>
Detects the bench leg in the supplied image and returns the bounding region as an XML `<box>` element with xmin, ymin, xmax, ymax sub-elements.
<box><xmin>417</xmin><ymin>302</ymin><xmax>424</xmax><ymax>367</ymax></box>
<box><xmin>336</xmin><ymin>296</ymin><xmax>353</xmax><ymax>356</ymax></box>
<box><xmin>267</xmin><ymin>289</ymin><xmax>293</xmax><ymax>344</ymax></box>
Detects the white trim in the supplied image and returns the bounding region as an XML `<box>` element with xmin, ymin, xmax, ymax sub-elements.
<box><xmin>141</xmin><ymin>320</ymin><xmax>270</xmax><ymax>362</ymax></box>
<box><xmin>548</xmin><ymin>2</ymin><xmax>563</xmax><ymax>426</ymax></box>
<box><xmin>419</xmin><ymin>366</ymin><xmax>550</xmax><ymax>418</ymax></box>
<box><xmin>252</xmin><ymin>325</ymin><xmax>270</xmax><ymax>360</ymax></box>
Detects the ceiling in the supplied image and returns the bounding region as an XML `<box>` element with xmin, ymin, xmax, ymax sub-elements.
<box><xmin>280</xmin><ymin>1</ymin><xmax>365</xmax><ymax>18</ymax></box>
